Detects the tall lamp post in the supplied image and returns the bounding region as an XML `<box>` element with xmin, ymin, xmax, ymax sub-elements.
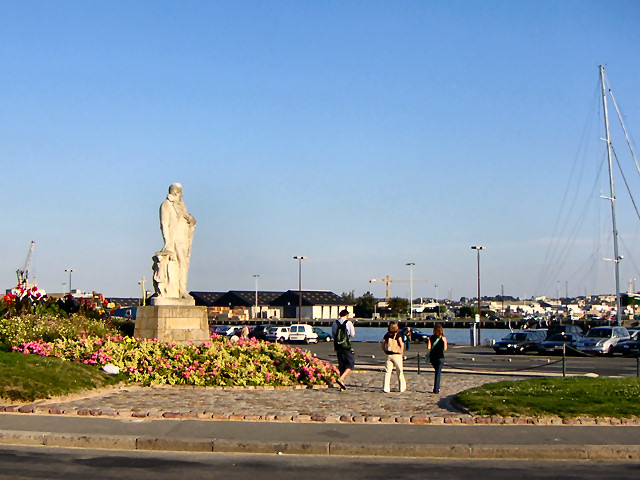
<box><xmin>471</xmin><ymin>246</ymin><xmax>485</xmax><ymax>344</ymax></box>
<box><xmin>253</xmin><ymin>274</ymin><xmax>260</xmax><ymax>319</ymax></box>
<box><xmin>293</xmin><ymin>256</ymin><xmax>306</xmax><ymax>323</ymax></box>
<box><xmin>64</xmin><ymin>269</ymin><xmax>75</xmax><ymax>294</ymax></box>
<box><xmin>406</xmin><ymin>263</ymin><xmax>415</xmax><ymax>320</ymax></box>
<box><xmin>138</xmin><ymin>277</ymin><xmax>146</xmax><ymax>306</ymax></box>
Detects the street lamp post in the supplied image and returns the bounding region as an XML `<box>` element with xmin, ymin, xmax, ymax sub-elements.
<box><xmin>253</xmin><ymin>274</ymin><xmax>260</xmax><ymax>319</ymax></box>
<box><xmin>64</xmin><ymin>269</ymin><xmax>75</xmax><ymax>294</ymax></box>
<box><xmin>138</xmin><ymin>277</ymin><xmax>146</xmax><ymax>306</ymax></box>
<box><xmin>406</xmin><ymin>263</ymin><xmax>415</xmax><ymax>320</ymax></box>
<box><xmin>471</xmin><ymin>246</ymin><xmax>485</xmax><ymax>344</ymax></box>
<box><xmin>293</xmin><ymin>257</ymin><xmax>306</xmax><ymax>323</ymax></box>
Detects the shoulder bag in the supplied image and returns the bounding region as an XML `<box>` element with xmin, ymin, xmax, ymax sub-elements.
<box><xmin>425</xmin><ymin>337</ymin><xmax>441</xmax><ymax>363</ymax></box>
<box><xmin>385</xmin><ymin>334</ymin><xmax>403</xmax><ymax>354</ymax></box>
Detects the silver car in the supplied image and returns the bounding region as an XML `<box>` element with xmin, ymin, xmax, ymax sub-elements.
<box><xmin>576</xmin><ymin>326</ymin><xmax>630</xmax><ymax>355</ymax></box>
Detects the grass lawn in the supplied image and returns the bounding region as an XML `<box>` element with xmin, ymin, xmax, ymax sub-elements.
<box><xmin>455</xmin><ymin>376</ymin><xmax>640</xmax><ymax>418</ymax></box>
<box><xmin>0</xmin><ymin>351</ymin><xmax>125</xmax><ymax>403</ymax></box>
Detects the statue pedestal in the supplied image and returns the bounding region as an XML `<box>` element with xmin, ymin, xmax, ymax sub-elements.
<box><xmin>135</xmin><ymin>305</ymin><xmax>210</xmax><ymax>344</ymax></box>
<box><xmin>149</xmin><ymin>296</ymin><xmax>195</xmax><ymax>307</ymax></box>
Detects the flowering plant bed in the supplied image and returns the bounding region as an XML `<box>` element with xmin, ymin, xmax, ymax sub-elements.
<box><xmin>15</xmin><ymin>335</ymin><xmax>339</xmax><ymax>388</ymax></box>
<box><xmin>0</xmin><ymin>313</ymin><xmax>117</xmax><ymax>348</ymax></box>
<box><xmin>2</xmin><ymin>287</ymin><xmax>107</xmax><ymax>320</ymax></box>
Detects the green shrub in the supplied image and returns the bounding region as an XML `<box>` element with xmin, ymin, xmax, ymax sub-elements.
<box><xmin>0</xmin><ymin>313</ymin><xmax>119</xmax><ymax>348</ymax></box>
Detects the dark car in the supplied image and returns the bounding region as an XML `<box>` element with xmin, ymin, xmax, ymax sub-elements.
<box><xmin>545</xmin><ymin>324</ymin><xmax>583</xmax><ymax>339</ymax></box>
<box><xmin>248</xmin><ymin>324</ymin><xmax>271</xmax><ymax>341</ymax></box>
<box><xmin>611</xmin><ymin>329</ymin><xmax>640</xmax><ymax>355</ymax></box>
<box><xmin>493</xmin><ymin>330</ymin><xmax>546</xmax><ymax>354</ymax></box>
<box><xmin>537</xmin><ymin>333</ymin><xmax>583</xmax><ymax>355</ymax></box>
<box><xmin>312</xmin><ymin>327</ymin><xmax>332</xmax><ymax>342</ymax></box>
<box><xmin>399</xmin><ymin>327</ymin><xmax>429</xmax><ymax>343</ymax></box>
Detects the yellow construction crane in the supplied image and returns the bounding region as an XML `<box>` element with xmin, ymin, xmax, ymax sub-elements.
<box><xmin>369</xmin><ymin>274</ymin><xmax>427</xmax><ymax>303</ymax></box>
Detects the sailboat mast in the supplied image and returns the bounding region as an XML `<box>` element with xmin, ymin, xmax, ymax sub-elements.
<box><xmin>599</xmin><ymin>65</ymin><xmax>622</xmax><ymax>326</ymax></box>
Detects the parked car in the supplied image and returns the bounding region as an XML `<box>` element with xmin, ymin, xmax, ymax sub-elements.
<box><xmin>312</xmin><ymin>327</ymin><xmax>332</xmax><ymax>342</ymax></box>
<box><xmin>545</xmin><ymin>324</ymin><xmax>584</xmax><ymax>339</ymax></box>
<box><xmin>576</xmin><ymin>326</ymin><xmax>630</xmax><ymax>355</ymax></box>
<box><xmin>248</xmin><ymin>324</ymin><xmax>271</xmax><ymax>341</ymax></box>
<box><xmin>611</xmin><ymin>329</ymin><xmax>640</xmax><ymax>355</ymax></box>
<box><xmin>537</xmin><ymin>333</ymin><xmax>583</xmax><ymax>355</ymax></box>
<box><xmin>265</xmin><ymin>326</ymin><xmax>290</xmax><ymax>343</ymax></box>
<box><xmin>288</xmin><ymin>324</ymin><xmax>319</xmax><ymax>344</ymax></box>
<box><xmin>493</xmin><ymin>330</ymin><xmax>546</xmax><ymax>354</ymax></box>
<box><xmin>400</xmin><ymin>327</ymin><xmax>429</xmax><ymax>343</ymax></box>
<box><xmin>211</xmin><ymin>325</ymin><xmax>240</xmax><ymax>337</ymax></box>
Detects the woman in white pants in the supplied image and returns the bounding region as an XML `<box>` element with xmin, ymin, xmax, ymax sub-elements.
<box><xmin>382</xmin><ymin>321</ymin><xmax>406</xmax><ymax>393</ymax></box>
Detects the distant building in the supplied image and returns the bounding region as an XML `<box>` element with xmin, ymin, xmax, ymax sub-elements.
<box><xmin>190</xmin><ymin>289</ymin><xmax>353</xmax><ymax>321</ymax></box>
<box><xmin>269</xmin><ymin>290</ymin><xmax>353</xmax><ymax>320</ymax></box>
<box><xmin>193</xmin><ymin>290</ymin><xmax>282</xmax><ymax>320</ymax></box>
<box><xmin>106</xmin><ymin>297</ymin><xmax>141</xmax><ymax>308</ymax></box>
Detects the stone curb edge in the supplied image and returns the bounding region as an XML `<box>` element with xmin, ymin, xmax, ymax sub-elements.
<box><xmin>2</xmin><ymin>407</ymin><xmax>640</xmax><ymax>426</ymax></box>
<box><xmin>0</xmin><ymin>430</ymin><xmax>639</xmax><ymax>460</ymax></box>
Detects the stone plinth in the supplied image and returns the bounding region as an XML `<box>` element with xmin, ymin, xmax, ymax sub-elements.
<box><xmin>135</xmin><ymin>305</ymin><xmax>210</xmax><ymax>344</ymax></box>
<box><xmin>149</xmin><ymin>296</ymin><xmax>195</xmax><ymax>307</ymax></box>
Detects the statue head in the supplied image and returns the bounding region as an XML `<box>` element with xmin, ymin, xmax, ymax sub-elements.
<box><xmin>168</xmin><ymin>183</ymin><xmax>183</xmax><ymax>200</ymax></box>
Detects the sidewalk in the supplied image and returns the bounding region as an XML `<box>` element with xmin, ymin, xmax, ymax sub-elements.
<box><xmin>1</xmin><ymin>369</ymin><xmax>639</xmax><ymax>460</ymax></box>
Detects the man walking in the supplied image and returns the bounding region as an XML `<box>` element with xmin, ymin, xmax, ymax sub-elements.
<box><xmin>332</xmin><ymin>309</ymin><xmax>356</xmax><ymax>390</ymax></box>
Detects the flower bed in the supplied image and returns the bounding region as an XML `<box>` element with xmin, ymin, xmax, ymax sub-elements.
<box><xmin>15</xmin><ymin>335</ymin><xmax>339</xmax><ymax>388</ymax></box>
<box><xmin>0</xmin><ymin>313</ymin><xmax>117</xmax><ymax>347</ymax></box>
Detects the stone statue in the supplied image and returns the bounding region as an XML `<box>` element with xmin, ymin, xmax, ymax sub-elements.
<box><xmin>151</xmin><ymin>183</ymin><xmax>196</xmax><ymax>303</ymax></box>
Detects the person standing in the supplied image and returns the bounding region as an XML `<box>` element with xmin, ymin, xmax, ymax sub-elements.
<box><xmin>382</xmin><ymin>321</ymin><xmax>406</xmax><ymax>393</ymax></box>
<box><xmin>427</xmin><ymin>323</ymin><xmax>448</xmax><ymax>394</ymax></box>
<box><xmin>332</xmin><ymin>309</ymin><xmax>356</xmax><ymax>390</ymax></box>
<box><xmin>404</xmin><ymin>326</ymin><xmax>412</xmax><ymax>351</ymax></box>
<box><xmin>240</xmin><ymin>325</ymin><xmax>250</xmax><ymax>338</ymax></box>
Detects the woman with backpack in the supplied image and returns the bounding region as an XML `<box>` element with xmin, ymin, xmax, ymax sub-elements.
<box><xmin>382</xmin><ymin>321</ymin><xmax>406</xmax><ymax>393</ymax></box>
<box><xmin>427</xmin><ymin>323</ymin><xmax>448</xmax><ymax>394</ymax></box>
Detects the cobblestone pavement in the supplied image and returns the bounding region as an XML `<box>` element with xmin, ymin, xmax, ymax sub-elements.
<box><xmin>13</xmin><ymin>370</ymin><xmax>526</xmax><ymax>421</ymax></box>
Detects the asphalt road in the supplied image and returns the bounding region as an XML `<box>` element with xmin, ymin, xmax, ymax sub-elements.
<box><xmin>302</xmin><ymin>342</ymin><xmax>640</xmax><ymax>378</ymax></box>
<box><xmin>0</xmin><ymin>446</ymin><xmax>638</xmax><ymax>480</ymax></box>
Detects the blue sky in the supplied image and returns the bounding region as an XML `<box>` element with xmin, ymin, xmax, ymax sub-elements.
<box><xmin>2</xmin><ymin>1</ymin><xmax>640</xmax><ymax>301</ymax></box>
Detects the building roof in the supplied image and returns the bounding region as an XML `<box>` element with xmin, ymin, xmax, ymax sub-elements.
<box><xmin>106</xmin><ymin>297</ymin><xmax>141</xmax><ymax>308</ymax></box>
<box><xmin>178</xmin><ymin>290</ymin><xmax>350</xmax><ymax>308</ymax></box>
<box><xmin>269</xmin><ymin>290</ymin><xmax>348</xmax><ymax>307</ymax></box>
<box><xmin>208</xmin><ymin>290</ymin><xmax>283</xmax><ymax>307</ymax></box>
<box><xmin>190</xmin><ymin>291</ymin><xmax>226</xmax><ymax>306</ymax></box>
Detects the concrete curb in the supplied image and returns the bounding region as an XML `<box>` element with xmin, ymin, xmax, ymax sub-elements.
<box><xmin>3</xmin><ymin>406</ymin><xmax>640</xmax><ymax>426</ymax></box>
<box><xmin>1</xmin><ymin>429</ymin><xmax>639</xmax><ymax>460</ymax></box>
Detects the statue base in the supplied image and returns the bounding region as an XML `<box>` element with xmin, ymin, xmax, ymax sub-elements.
<box><xmin>148</xmin><ymin>295</ymin><xmax>195</xmax><ymax>306</ymax></box>
<box><xmin>135</xmin><ymin>305</ymin><xmax>210</xmax><ymax>344</ymax></box>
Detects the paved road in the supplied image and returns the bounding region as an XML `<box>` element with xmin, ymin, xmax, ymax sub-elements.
<box><xmin>0</xmin><ymin>445</ymin><xmax>637</xmax><ymax>480</ymax></box>
<box><xmin>304</xmin><ymin>342</ymin><xmax>640</xmax><ymax>378</ymax></box>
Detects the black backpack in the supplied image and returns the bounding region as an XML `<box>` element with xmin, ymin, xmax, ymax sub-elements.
<box><xmin>334</xmin><ymin>321</ymin><xmax>352</xmax><ymax>352</ymax></box>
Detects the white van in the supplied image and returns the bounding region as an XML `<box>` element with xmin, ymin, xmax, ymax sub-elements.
<box><xmin>288</xmin><ymin>324</ymin><xmax>319</xmax><ymax>344</ymax></box>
